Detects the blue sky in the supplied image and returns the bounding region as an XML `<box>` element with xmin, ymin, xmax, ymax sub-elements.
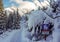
<box><xmin>3</xmin><ymin>0</ymin><xmax>19</xmax><ymax>8</ymax></box>
<box><xmin>3</xmin><ymin>0</ymin><xmax>32</xmax><ymax>8</ymax></box>
<box><xmin>3</xmin><ymin>0</ymin><xmax>12</xmax><ymax>8</ymax></box>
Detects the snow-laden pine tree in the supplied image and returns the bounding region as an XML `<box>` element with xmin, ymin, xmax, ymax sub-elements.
<box><xmin>7</xmin><ymin>12</ymin><xmax>13</xmax><ymax>30</ymax></box>
<box><xmin>13</xmin><ymin>8</ymin><xmax>21</xmax><ymax>29</ymax></box>
<box><xmin>7</xmin><ymin>8</ymin><xmax>21</xmax><ymax>30</ymax></box>
<box><xmin>0</xmin><ymin>0</ymin><xmax>7</xmax><ymax>34</ymax></box>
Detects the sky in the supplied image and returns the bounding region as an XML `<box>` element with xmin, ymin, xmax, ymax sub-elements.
<box><xmin>3</xmin><ymin>0</ymin><xmax>32</xmax><ymax>8</ymax></box>
<box><xmin>3</xmin><ymin>0</ymin><xmax>12</xmax><ymax>8</ymax></box>
<box><xmin>3</xmin><ymin>0</ymin><xmax>18</xmax><ymax>8</ymax></box>
<box><xmin>2</xmin><ymin>0</ymin><xmax>50</xmax><ymax>16</ymax></box>
<box><xmin>3</xmin><ymin>0</ymin><xmax>57</xmax><ymax>8</ymax></box>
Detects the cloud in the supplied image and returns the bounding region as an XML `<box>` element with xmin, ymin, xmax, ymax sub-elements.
<box><xmin>10</xmin><ymin>0</ymin><xmax>23</xmax><ymax>4</ymax></box>
<box><xmin>18</xmin><ymin>1</ymin><xmax>37</xmax><ymax>11</ymax></box>
<box><xmin>9</xmin><ymin>0</ymin><xmax>38</xmax><ymax>16</ymax></box>
<box><xmin>6</xmin><ymin>0</ymin><xmax>50</xmax><ymax>16</ymax></box>
<box><xmin>10</xmin><ymin>0</ymin><xmax>49</xmax><ymax>10</ymax></box>
<box><xmin>18</xmin><ymin>1</ymin><xmax>37</xmax><ymax>16</ymax></box>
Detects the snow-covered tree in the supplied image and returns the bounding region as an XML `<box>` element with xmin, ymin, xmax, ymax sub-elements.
<box><xmin>7</xmin><ymin>12</ymin><xmax>13</xmax><ymax>30</ymax></box>
<box><xmin>6</xmin><ymin>8</ymin><xmax>21</xmax><ymax>30</ymax></box>
<box><xmin>13</xmin><ymin>8</ymin><xmax>21</xmax><ymax>29</ymax></box>
<box><xmin>26</xmin><ymin>0</ymin><xmax>60</xmax><ymax>41</ymax></box>
<box><xmin>0</xmin><ymin>11</ymin><xmax>7</xmax><ymax>34</ymax></box>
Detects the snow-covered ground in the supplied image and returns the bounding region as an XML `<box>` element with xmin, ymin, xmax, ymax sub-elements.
<box><xmin>0</xmin><ymin>30</ymin><xmax>20</xmax><ymax>42</ymax></box>
<box><xmin>0</xmin><ymin>10</ymin><xmax>53</xmax><ymax>42</ymax></box>
<box><xmin>0</xmin><ymin>9</ymin><xmax>60</xmax><ymax>42</ymax></box>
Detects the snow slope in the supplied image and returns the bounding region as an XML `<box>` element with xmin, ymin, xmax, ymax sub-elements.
<box><xmin>0</xmin><ymin>13</ymin><xmax>52</xmax><ymax>42</ymax></box>
<box><xmin>0</xmin><ymin>30</ymin><xmax>20</xmax><ymax>42</ymax></box>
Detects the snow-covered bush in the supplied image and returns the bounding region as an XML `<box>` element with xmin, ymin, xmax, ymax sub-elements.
<box><xmin>26</xmin><ymin>8</ymin><xmax>54</xmax><ymax>40</ymax></box>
